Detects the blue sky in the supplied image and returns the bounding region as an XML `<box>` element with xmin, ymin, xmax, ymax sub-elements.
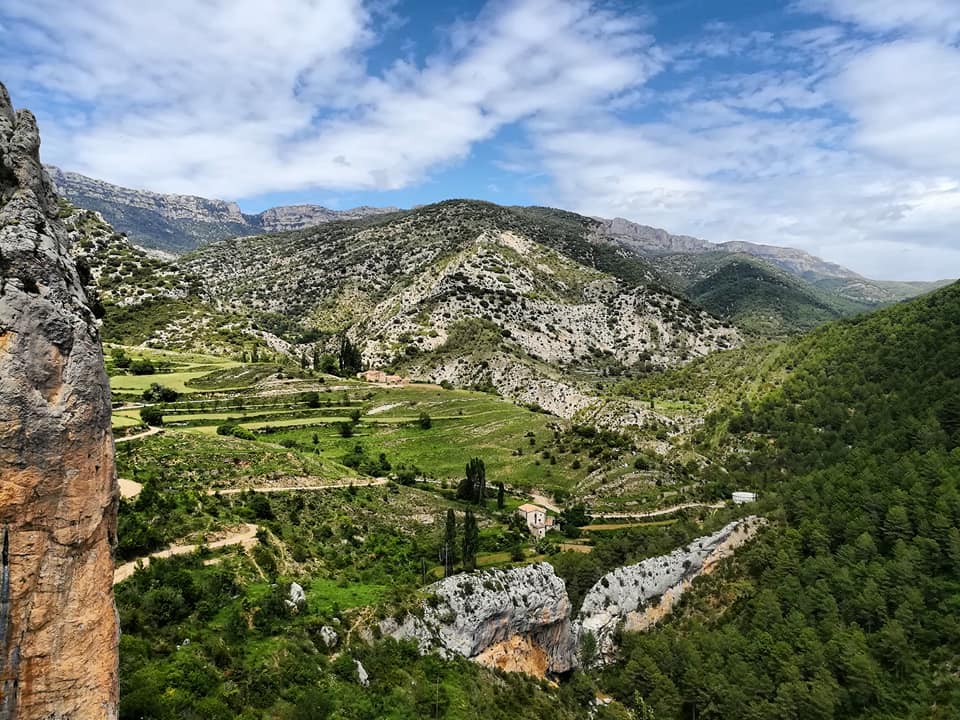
<box><xmin>2</xmin><ymin>0</ymin><xmax>960</xmax><ymax>280</ymax></box>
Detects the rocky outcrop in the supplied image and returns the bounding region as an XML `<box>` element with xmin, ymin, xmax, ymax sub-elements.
<box><xmin>379</xmin><ymin>563</ymin><xmax>577</xmax><ymax>676</ymax></box>
<box><xmin>257</xmin><ymin>204</ymin><xmax>398</xmax><ymax>233</ymax></box>
<box><xmin>47</xmin><ymin>166</ymin><xmax>395</xmax><ymax>253</ymax></box>
<box><xmin>576</xmin><ymin>517</ymin><xmax>764</xmax><ymax>664</ymax></box>
<box><xmin>381</xmin><ymin>520</ymin><xmax>762</xmax><ymax>676</ymax></box>
<box><xmin>595</xmin><ymin>218</ymin><xmax>711</xmax><ymax>255</ymax></box>
<box><xmin>0</xmin><ymin>83</ymin><xmax>118</xmax><ymax>718</ymax></box>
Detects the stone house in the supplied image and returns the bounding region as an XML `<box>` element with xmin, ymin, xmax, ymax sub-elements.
<box><xmin>517</xmin><ymin>503</ymin><xmax>554</xmax><ymax>539</ymax></box>
<box><xmin>357</xmin><ymin>369</ymin><xmax>410</xmax><ymax>384</ymax></box>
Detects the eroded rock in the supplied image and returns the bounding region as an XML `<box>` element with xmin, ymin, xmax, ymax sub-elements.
<box><xmin>575</xmin><ymin>517</ymin><xmax>765</xmax><ymax>664</ymax></box>
<box><xmin>0</xmin><ymin>82</ymin><xmax>118</xmax><ymax>719</ymax></box>
<box><xmin>380</xmin><ymin>563</ymin><xmax>577</xmax><ymax>676</ymax></box>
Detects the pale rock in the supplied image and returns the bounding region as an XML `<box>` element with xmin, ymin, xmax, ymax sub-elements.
<box><xmin>319</xmin><ymin>625</ymin><xmax>339</xmax><ymax>649</ymax></box>
<box><xmin>575</xmin><ymin>517</ymin><xmax>765</xmax><ymax>664</ymax></box>
<box><xmin>355</xmin><ymin>659</ymin><xmax>369</xmax><ymax>687</ymax></box>
<box><xmin>380</xmin><ymin>563</ymin><xmax>577</xmax><ymax>675</ymax></box>
<box><xmin>285</xmin><ymin>582</ymin><xmax>306</xmax><ymax>612</ymax></box>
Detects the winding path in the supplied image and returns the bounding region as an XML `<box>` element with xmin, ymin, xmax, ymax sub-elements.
<box><xmin>114</xmin><ymin>426</ymin><xmax>164</xmax><ymax>443</ymax></box>
<box><xmin>589</xmin><ymin>502</ymin><xmax>725</xmax><ymax>520</ymax></box>
<box><xmin>207</xmin><ymin>477</ymin><xmax>388</xmax><ymax>495</ymax></box>
<box><xmin>113</xmin><ymin>523</ymin><xmax>260</xmax><ymax>584</ymax></box>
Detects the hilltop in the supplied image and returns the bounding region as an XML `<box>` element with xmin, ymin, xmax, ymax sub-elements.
<box><xmin>52</xmin><ymin>167</ymin><xmax>949</xmax><ymax>343</ymax></box>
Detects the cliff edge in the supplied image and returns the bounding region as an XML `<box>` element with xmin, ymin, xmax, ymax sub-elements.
<box><xmin>0</xmin><ymin>82</ymin><xmax>119</xmax><ymax>719</ymax></box>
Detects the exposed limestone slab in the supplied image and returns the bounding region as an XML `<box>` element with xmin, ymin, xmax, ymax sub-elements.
<box><xmin>380</xmin><ymin>562</ymin><xmax>577</xmax><ymax>676</ymax></box>
<box><xmin>575</xmin><ymin>517</ymin><xmax>765</xmax><ymax>664</ymax></box>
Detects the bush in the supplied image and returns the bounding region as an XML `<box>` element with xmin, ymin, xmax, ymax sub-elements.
<box><xmin>139</xmin><ymin>406</ymin><xmax>164</xmax><ymax>426</ymax></box>
<box><xmin>216</xmin><ymin>423</ymin><xmax>255</xmax><ymax>441</ymax></box>
<box><xmin>141</xmin><ymin>383</ymin><xmax>179</xmax><ymax>403</ymax></box>
<box><xmin>129</xmin><ymin>359</ymin><xmax>156</xmax><ymax>375</ymax></box>
<box><xmin>418</xmin><ymin>412</ymin><xmax>432</xmax><ymax>430</ymax></box>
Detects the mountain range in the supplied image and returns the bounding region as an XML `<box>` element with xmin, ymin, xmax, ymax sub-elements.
<box><xmin>53</xmin><ymin>166</ymin><xmax>951</xmax><ymax>344</ymax></box>
<box><xmin>47</xmin><ymin>166</ymin><xmax>397</xmax><ymax>253</ymax></box>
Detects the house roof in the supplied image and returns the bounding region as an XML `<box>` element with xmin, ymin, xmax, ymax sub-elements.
<box><xmin>517</xmin><ymin>503</ymin><xmax>545</xmax><ymax>513</ymax></box>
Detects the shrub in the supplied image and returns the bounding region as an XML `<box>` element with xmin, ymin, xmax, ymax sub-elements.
<box><xmin>129</xmin><ymin>359</ymin><xmax>156</xmax><ymax>375</ymax></box>
<box><xmin>139</xmin><ymin>406</ymin><xmax>164</xmax><ymax>426</ymax></box>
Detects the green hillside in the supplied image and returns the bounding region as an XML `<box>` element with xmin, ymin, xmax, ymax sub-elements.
<box><xmin>669</xmin><ymin>253</ymin><xmax>876</xmax><ymax>336</ymax></box>
<box><xmin>603</xmin><ymin>281</ymin><xmax>960</xmax><ymax>718</ymax></box>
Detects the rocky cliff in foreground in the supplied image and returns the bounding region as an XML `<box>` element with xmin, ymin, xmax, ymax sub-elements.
<box><xmin>0</xmin><ymin>83</ymin><xmax>118</xmax><ymax>719</ymax></box>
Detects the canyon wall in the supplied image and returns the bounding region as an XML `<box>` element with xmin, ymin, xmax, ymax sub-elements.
<box><xmin>0</xmin><ymin>82</ymin><xmax>119</xmax><ymax>718</ymax></box>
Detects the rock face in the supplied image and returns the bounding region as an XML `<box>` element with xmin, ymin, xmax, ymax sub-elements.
<box><xmin>380</xmin><ymin>563</ymin><xmax>577</xmax><ymax>676</ymax></box>
<box><xmin>0</xmin><ymin>83</ymin><xmax>119</xmax><ymax>718</ymax></box>
<box><xmin>576</xmin><ymin>517</ymin><xmax>764</xmax><ymax>664</ymax></box>
<box><xmin>47</xmin><ymin>166</ymin><xmax>396</xmax><ymax>253</ymax></box>
<box><xmin>595</xmin><ymin>216</ymin><xmax>861</xmax><ymax>280</ymax></box>
<box><xmin>382</xmin><ymin>520</ymin><xmax>763</xmax><ymax>676</ymax></box>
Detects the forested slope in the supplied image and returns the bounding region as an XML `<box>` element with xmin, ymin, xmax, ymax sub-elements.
<box><xmin>605</xmin><ymin>282</ymin><xmax>960</xmax><ymax>719</ymax></box>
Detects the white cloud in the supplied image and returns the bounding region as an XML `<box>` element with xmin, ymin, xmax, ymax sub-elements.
<box><xmin>2</xmin><ymin>0</ymin><xmax>958</xmax><ymax>279</ymax></box>
<box><xmin>829</xmin><ymin>39</ymin><xmax>960</xmax><ymax>172</ymax></box>
<box><xmin>1</xmin><ymin>0</ymin><xmax>660</xmax><ymax>197</ymax></box>
<box><xmin>796</xmin><ymin>0</ymin><xmax>960</xmax><ymax>39</ymax></box>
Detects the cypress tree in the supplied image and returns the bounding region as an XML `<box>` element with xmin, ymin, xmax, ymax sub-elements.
<box><xmin>443</xmin><ymin>509</ymin><xmax>457</xmax><ymax>576</ymax></box>
<box><xmin>462</xmin><ymin>510</ymin><xmax>478</xmax><ymax>572</ymax></box>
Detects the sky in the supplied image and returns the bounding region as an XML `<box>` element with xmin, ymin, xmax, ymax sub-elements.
<box><xmin>2</xmin><ymin>0</ymin><xmax>959</xmax><ymax>281</ymax></box>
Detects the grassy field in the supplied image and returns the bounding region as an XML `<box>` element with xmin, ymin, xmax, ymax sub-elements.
<box><xmin>306</xmin><ymin>577</ymin><xmax>388</xmax><ymax>614</ymax></box>
<box><xmin>263</xmin><ymin>407</ymin><xmax>584</xmax><ymax>492</ymax></box>
<box><xmin>111</xmin><ymin>413</ymin><xmax>142</xmax><ymax>429</ymax></box>
<box><xmin>115</xmin><ymin>429</ymin><xmax>356</xmax><ymax>490</ymax></box>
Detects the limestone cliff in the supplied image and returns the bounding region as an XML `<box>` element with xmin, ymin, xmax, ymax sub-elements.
<box><xmin>379</xmin><ymin>520</ymin><xmax>763</xmax><ymax>677</ymax></box>
<box><xmin>379</xmin><ymin>563</ymin><xmax>577</xmax><ymax>676</ymax></box>
<box><xmin>47</xmin><ymin>165</ymin><xmax>396</xmax><ymax>253</ymax></box>
<box><xmin>0</xmin><ymin>83</ymin><xmax>119</xmax><ymax>718</ymax></box>
<box><xmin>576</xmin><ymin>517</ymin><xmax>764</xmax><ymax>664</ymax></box>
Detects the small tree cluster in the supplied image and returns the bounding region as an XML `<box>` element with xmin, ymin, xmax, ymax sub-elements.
<box><xmin>456</xmin><ymin>457</ymin><xmax>486</xmax><ymax>504</ymax></box>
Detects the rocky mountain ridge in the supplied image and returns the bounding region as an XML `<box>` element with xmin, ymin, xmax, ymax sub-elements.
<box><xmin>596</xmin><ymin>216</ymin><xmax>950</xmax><ymax>304</ymax></box>
<box><xmin>180</xmin><ymin>200</ymin><xmax>739</xmax><ymax>422</ymax></box>
<box><xmin>46</xmin><ymin>166</ymin><xmax>397</xmax><ymax>253</ymax></box>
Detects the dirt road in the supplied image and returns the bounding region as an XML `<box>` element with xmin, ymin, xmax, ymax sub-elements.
<box><xmin>113</xmin><ymin>523</ymin><xmax>259</xmax><ymax>584</ymax></box>
<box><xmin>589</xmin><ymin>502</ymin><xmax>725</xmax><ymax>520</ymax></box>
<box><xmin>207</xmin><ymin>477</ymin><xmax>389</xmax><ymax>495</ymax></box>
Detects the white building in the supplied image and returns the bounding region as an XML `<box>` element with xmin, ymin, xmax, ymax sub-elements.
<box><xmin>732</xmin><ymin>491</ymin><xmax>757</xmax><ymax>504</ymax></box>
<box><xmin>516</xmin><ymin>503</ymin><xmax>554</xmax><ymax>539</ymax></box>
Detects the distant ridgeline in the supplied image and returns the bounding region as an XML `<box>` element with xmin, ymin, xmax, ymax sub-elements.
<box><xmin>47</xmin><ymin>165</ymin><xmax>397</xmax><ymax>253</ymax></box>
